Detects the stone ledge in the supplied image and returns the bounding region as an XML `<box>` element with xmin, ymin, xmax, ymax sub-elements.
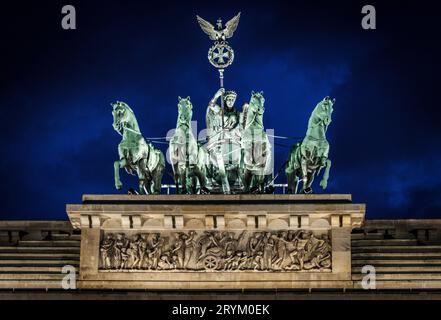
<box><xmin>77</xmin><ymin>280</ymin><xmax>355</xmax><ymax>290</ymax></box>
<box><xmin>81</xmin><ymin>194</ymin><xmax>353</xmax><ymax>204</ymax></box>
<box><xmin>2</xmin><ymin>290</ymin><xmax>441</xmax><ymax>300</ymax></box>
<box><xmin>0</xmin><ymin>221</ymin><xmax>73</xmax><ymax>231</ymax></box>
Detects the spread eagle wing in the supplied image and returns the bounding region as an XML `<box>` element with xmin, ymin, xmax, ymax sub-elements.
<box><xmin>196</xmin><ymin>15</ymin><xmax>217</xmax><ymax>41</ymax></box>
<box><xmin>224</xmin><ymin>12</ymin><xmax>241</xmax><ymax>39</ymax></box>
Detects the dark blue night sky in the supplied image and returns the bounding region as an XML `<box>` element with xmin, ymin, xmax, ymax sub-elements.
<box><xmin>1</xmin><ymin>0</ymin><xmax>440</xmax><ymax>220</ymax></box>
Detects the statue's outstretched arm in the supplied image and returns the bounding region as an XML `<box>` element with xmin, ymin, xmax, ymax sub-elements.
<box><xmin>208</xmin><ymin>100</ymin><xmax>219</xmax><ymax>112</ymax></box>
<box><xmin>208</xmin><ymin>88</ymin><xmax>225</xmax><ymax>110</ymax></box>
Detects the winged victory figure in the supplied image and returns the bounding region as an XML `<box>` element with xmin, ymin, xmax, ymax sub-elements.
<box><xmin>196</xmin><ymin>12</ymin><xmax>241</xmax><ymax>42</ymax></box>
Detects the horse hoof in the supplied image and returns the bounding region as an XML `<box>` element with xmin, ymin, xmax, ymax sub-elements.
<box><xmin>250</xmin><ymin>186</ymin><xmax>259</xmax><ymax>194</ymax></box>
<box><xmin>128</xmin><ymin>188</ymin><xmax>139</xmax><ymax>195</ymax></box>
<box><xmin>303</xmin><ymin>187</ymin><xmax>313</xmax><ymax>194</ymax></box>
<box><xmin>200</xmin><ymin>187</ymin><xmax>210</xmax><ymax>195</ymax></box>
<box><xmin>265</xmin><ymin>186</ymin><xmax>275</xmax><ymax>194</ymax></box>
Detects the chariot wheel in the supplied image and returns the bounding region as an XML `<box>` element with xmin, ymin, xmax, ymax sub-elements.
<box><xmin>203</xmin><ymin>255</ymin><xmax>219</xmax><ymax>270</ymax></box>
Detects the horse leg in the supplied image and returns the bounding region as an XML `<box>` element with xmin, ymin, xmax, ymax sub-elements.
<box><xmin>319</xmin><ymin>159</ymin><xmax>332</xmax><ymax>190</ymax></box>
<box><xmin>300</xmin><ymin>158</ymin><xmax>308</xmax><ymax>193</ymax></box>
<box><xmin>239</xmin><ymin>149</ymin><xmax>245</xmax><ymax>182</ymax></box>
<box><xmin>137</xmin><ymin>160</ymin><xmax>148</xmax><ymax>195</ymax></box>
<box><xmin>137</xmin><ymin>174</ymin><xmax>147</xmax><ymax>195</ymax></box>
<box><xmin>258</xmin><ymin>175</ymin><xmax>265</xmax><ymax>194</ymax></box>
<box><xmin>154</xmin><ymin>153</ymin><xmax>165</xmax><ymax>194</ymax></box>
<box><xmin>145</xmin><ymin>179</ymin><xmax>153</xmax><ymax>195</ymax></box>
<box><xmin>294</xmin><ymin>174</ymin><xmax>300</xmax><ymax>194</ymax></box>
<box><xmin>189</xmin><ymin>168</ymin><xmax>197</xmax><ymax>194</ymax></box>
<box><xmin>187</xmin><ymin>167</ymin><xmax>193</xmax><ymax>194</ymax></box>
<box><xmin>114</xmin><ymin>159</ymin><xmax>127</xmax><ymax>190</ymax></box>
<box><xmin>180</xmin><ymin>168</ymin><xmax>187</xmax><ymax>194</ymax></box>
<box><xmin>152</xmin><ymin>166</ymin><xmax>164</xmax><ymax>195</ymax></box>
<box><xmin>193</xmin><ymin>165</ymin><xmax>209</xmax><ymax>194</ymax></box>
<box><xmin>286</xmin><ymin>170</ymin><xmax>294</xmax><ymax>194</ymax></box>
<box><xmin>173</xmin><ymin>164</ymin><xmax>181</xmax><ymax>194</ymax></box>
<box><xmin>303</xmin><ymin>171</ymin><xmax>315</xmax><ymax>194</ymax></box>
<box><xmin>175</xmin><ymin>179</ymin><xmax>180</xmax><ymax>195</ymax></box>
<box><xmin>243</xmin><ymin>169</ymin><xmax>252</xmax><ymax>193</ymax></box>
<box><xmin>145</xmin><ymin>171</ymin><xmax>155</xmax><ymax>194</ymax></box>
<box><xmin>216</xmin><ymin>153</ymin><xmax>230</xmax><ymax>194</ymax></box>
<box><xmin>208</xmin><ymin>164</ymin><xmax>214</xmax><ymax>185</ymax></box>
<box><xmin>140</xmin><ymin>180</ymin><xmax>148</xmax><ymax>194</ymax></box>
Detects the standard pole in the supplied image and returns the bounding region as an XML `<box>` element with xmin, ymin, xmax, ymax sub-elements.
<box><xmin>217</xmin><ymin>68</ymin><xmax>230</xmax><ymax>194</ymax></box>
<box><xmin>219</xmin><ymin>68</ymin><xmax>225</xmax><ymax>129</ymax></box>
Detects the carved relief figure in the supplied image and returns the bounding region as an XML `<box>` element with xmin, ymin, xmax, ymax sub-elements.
<box><xmin>149</xmin><ymin>233</ymin><xmax>163</xmax><ymax>270</ymax></box>
<box><xmin>99</xmin><ymin>230</ymin><xmax>331</xmax><ymax>272</ymax></box>
<box><xmin>172</xmin><ymin>233</ymin><xmax>186</xmax><ymax>269</ymax></box>
<box><xmin>262</xmin><ymin>232</ymin><xmax>275</xmax><ymax>270</ymax></box>
<box><xmin>184</xmin><ymin>231</ymin><xmax>197</xmax><ymax>269</ymax></box>
<box><xmin>272</xmin><ymin>231</ymin><xmax>289</xmax><ymax>269</ymax></box>
<box><xmin>100</xmin><ymin>234</ymin><xmax>114</xmax><ymax>269</ymax></box>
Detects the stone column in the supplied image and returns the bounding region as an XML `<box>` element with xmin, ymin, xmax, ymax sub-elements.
<box><xmin>331</xmin><ymin>227</ymin><xmax>352</xmax><ymax>280</ymax></box>
<box><xmin>79</xmin><ymin>228</ymin><xmax>101</xmax><ymax>279</ymax></box>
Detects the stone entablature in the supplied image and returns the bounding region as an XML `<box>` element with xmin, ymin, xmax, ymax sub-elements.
<box><xmin>66</xmin><ymin>194</ymin><xmax>365</xmax><ymax>289</ymax></box>
<box><xmin>67</xmin><ymin>194</ymin><xmax>364</xmax><ymax>231</ymax></box>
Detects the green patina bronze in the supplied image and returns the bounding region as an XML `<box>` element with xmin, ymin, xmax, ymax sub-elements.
<box><xmin>242</xmin><ymin>91</ymin><xmax>272</xmax><ymax>193</ymax></box>
<box><xmin>169</xmin><ymin>97</ymin><xmax>210</xmax><ymax>194</ymax></box>
<box><xmin>112</xmin><ymin>101</ymin><xmax>165</xmax><ymax>194</ymax></box>
<box><xmin>205</xmin><ymin>88</ymin><xmax>243</xmax><ymax>194</ymax></box>
<box><xmin>108</xmin><ymin>14</ymin><xmax>338</xmax><ymax>196</ymax></box>
<box><xmin>286</xmin><ymin>96</ymin><xmax>334</xmax><ymax>194</ymax></box>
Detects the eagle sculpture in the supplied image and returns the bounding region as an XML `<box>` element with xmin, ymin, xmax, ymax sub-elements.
<box><xmin>196</xmin><ymin>12</ymin><xmax>241</xmax><ymax>42</ymax></box>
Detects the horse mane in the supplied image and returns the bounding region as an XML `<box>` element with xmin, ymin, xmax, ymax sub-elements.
<box><xmin>123</xmin><ymin>103</ymin><xmax>135</xmax><ymax>115</ymax></box>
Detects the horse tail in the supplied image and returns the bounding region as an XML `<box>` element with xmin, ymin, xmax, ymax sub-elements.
<box><xmin>158</xmin><ymin>150</ymin><xmax>166</xmax><ymax>169</ymax></box>
<box><xmin>286</xmin><ymin>142</ymin><xmax>301</xmax><ymax>173</ymax></box>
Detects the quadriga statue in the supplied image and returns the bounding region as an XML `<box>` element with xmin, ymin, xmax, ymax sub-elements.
<box><xmin>285</xmin><ymin>96</ymin><xmax>335</xmax><ymax>194</ymax></box>
<box><xmin>112</xmin><ymin>101</ymin><xmax>165</xmax><ymax>194</ymax></box>
<box><xmin>169</xmin><ymin>97</ymin><xmax>210</xmax><ymax>194</ymax></box>
<box><xmin>242</xmin><ymin>91</ymin><xmax>273</xmax><ymax>193</ymax></box>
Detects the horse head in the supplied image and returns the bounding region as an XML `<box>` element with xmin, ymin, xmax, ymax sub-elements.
<box><xmin>305</xmin><ymin>96</ymin><xmax>336</xmax><ymax>141</ymax></box>
<box><xmin>315</xmin><ymin>96</ymin><xmax>335</xmax><ymax>127</ymax></box>
<box><xmin>111</xmin><ymin>101</ymin><xmax>136</xmax><ymax>135</ymax></box>
<box><xmin>245</xmin><ymin>91</ymin><xmax>266</xmax><ymax>131</ymax></box>
<box><xmin>250</xmin><ymin>91</ymin><xmax>265</xmax><ymax>113</ymax></box>
<box><xmin>176</xmin><ymin>96</ymin><xmax>193</xmax><ymax>128</ymax></box>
